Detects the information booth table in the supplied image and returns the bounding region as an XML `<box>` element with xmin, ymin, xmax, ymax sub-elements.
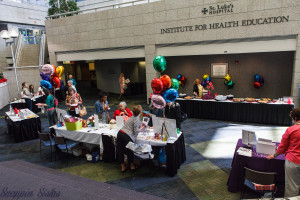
<box><xmin>227</xmin><ymin>139</ymin><xmax>285</xmax><ymax>197</ymax></box>
<box><xmin>177</xmin><ymin>98</ymin><xmax>294</xmax><ymax>126</ymax></box>
<box><xmin>52</xmin><ymin>125</ymin><xmax>186</xmax><ymax>177</ymax></box>
<box><xmin>5</xmin><ymin>109</ymin><xmax>41</xmax><ymax>142</ymax></box>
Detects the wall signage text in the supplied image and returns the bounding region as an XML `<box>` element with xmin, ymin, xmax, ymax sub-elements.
<box><xmin>160</xmin><ymin>16</ymin><xmax>289</xmax><ymax>34</ymax></box>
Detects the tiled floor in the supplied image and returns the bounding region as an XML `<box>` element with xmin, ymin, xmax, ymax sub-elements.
<box><xmin>0</xmin><ymin>81</ymin><xmax>288</xmax><ymax>199</ymax></box>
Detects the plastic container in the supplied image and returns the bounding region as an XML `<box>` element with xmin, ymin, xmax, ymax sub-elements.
<box><xmin>65</xmin><ymin>120</ymin><xmax>82</xmax><ymax>131</ymax></box>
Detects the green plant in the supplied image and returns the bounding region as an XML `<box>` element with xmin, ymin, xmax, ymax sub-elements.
<box><xmin>48</xmin><ymin>0</ymin><xmax>79</xmax><ymax>17</ymax></box>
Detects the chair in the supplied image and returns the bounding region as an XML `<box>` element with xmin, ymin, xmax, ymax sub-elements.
<box><xmin>241</xmin><ymin>167</ymin><xmax>277</xmax><ymax>199</ymax></box>
<box><xmin>39</xmin><ymin>132</ymin><xmax>55</xmax><ymax>162</ymax></box>
<box><xmin>53</xmin><ymin>136</ymin><xmax>80</xmax><ymax>166</ymax></box>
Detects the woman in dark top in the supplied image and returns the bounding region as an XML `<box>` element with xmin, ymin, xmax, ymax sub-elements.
<box><xmin>165</xmin><ymin>101</ymin><xmax>182</xmax><ymax>130</ymax></box>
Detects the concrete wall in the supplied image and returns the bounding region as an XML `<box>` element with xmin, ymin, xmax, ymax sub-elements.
<box><xmin>3</xmin><ymin>68</ymin><xmax>41</xmax><ymax>101</ymax></box>
<box><xmin>45</xmin><ymin>0</ymin><xmax>300</xmax><ymax>104</ymax></box>
<box><xmin>164</xmin><ymin>52</ymin><xmax>294</xmax><ymax>99</ymax></box>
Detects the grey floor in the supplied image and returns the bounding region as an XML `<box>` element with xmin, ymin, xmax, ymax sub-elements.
<box><xmin>0</xmin><ymin>81</ymin><xmax>288</xmax><ymax>199</ymax></box>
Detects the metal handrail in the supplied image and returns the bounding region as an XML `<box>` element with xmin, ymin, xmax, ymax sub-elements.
<box><xmin>4</xmin><ymin>65</ymin><xmax>41</xmax><ymax>70</ymax></box>
<box><xmin>15</xmin><ymin>33</ymin><xmax>24</xmax><ymax>67</ymax></box>
<box><xmin>46</xmin><ymin>0</ymin><xmax>154</xmax><ymax>20</ymax></box>
<box><xmin>39</xmin><ymin>34</ymin><xmax>46</xmax><ymax>66</ymax></box>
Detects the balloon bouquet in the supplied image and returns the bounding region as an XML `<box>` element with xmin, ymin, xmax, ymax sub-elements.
<box><xmin>200</xmin><ymin>74</ymin><xmax>215</xmax><ymax>98</ymax></box>
<box><xmin>253</xmin><ymin>74</ymin><xmax>264</xmax><ymax>89</ymax></box>
<box><xmin>151</xmin><ymin>55</ymin><xmax>179</xmax><ymax>141</ymax></box>
<box><xmin>40</xmin><ymin>64</ymin><xmax>64</xmax><ymax>91</ymax></box>
<box><xmin>176</xmin><ymin>74</ymin><xmax>186</xmax><ymax>87</ymax></box>
<box><xmin>224</xmin><ymin>74</ymin><xmax>235</xmax><ymax>89</ymax></box>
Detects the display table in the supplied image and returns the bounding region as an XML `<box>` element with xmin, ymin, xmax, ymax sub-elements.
<box><xmin>177</xmin><ymin>98</ymin><xmax>294</xmax><ymax>126</ymax></box>
<box><xmin>227</xmin><ymin>139</ymin><xmax>285</xmax><ymax>196</ymax></box>
<box><xmin>52</xmin><ymin>126</ymin><xmax>186</xmax><ymax>176</ymax></box>
<box><xmin>0</xmin><ymin>83</ymin><xmax>10</xmax><ymax>109</ymax></box>
<box><xmin>5</xmin><ymin>109</ymin><xmax>41</xmax><ymax>143</ymax></box>
<box><xmin>10</xmin><ymin>95</ymin><xmax>45</xmax><ymax>113</ymax></box>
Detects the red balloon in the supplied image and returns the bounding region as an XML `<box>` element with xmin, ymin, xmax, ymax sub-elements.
<box><xmin>151</xmin><ymin>78</ymin><xmax>163</xmax><ymax>94</ymax></box>
<box><xmin>160</xmin><ymin>75</ymin><xmax>171</xmax><ymax>91</ymax></box>
<box><xmin>52</xmin><ymin>77</ymin><xmax>61</xmax><ymax>88</ymax></box>
<box><xmin>180</xmin><ymin>76</ymin><xmax>186</xmax><ymax>86</ymax></box>
<box><xmin>254</xmin><ymin>82</ymin><xmax>261</xmax><ymax>89</ymax></box>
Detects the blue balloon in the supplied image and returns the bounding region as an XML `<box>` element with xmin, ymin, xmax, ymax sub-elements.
<box><xmin>205</xmin><ymin>77</ymin><xmax>211</xmax><ymax>82</ymax></box>
<box><xmin>163</xmin><ymin>88</ymin><xmax>178</xmax><ymax>103</ymax></box>
<box><xmin>40</xmin><ymin>80</ymin><xmax>52</xmax><ymax>90</ymax></box>
<box><xmin>177</xmin><ymin>74</ymin><xmax>183</xmax><ymax>80</ymax></box>
<box><xmin>254</xmin><ymin>74</ymin><xmax>260</xmax><ymax>82</ymax></box>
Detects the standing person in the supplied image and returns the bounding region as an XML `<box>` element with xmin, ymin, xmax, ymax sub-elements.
<box><xmin>68</xmin><ymin>74</ymin><xmax>77</xmax><ymax>87</ymax></box>
<box><xmin>29</xmin><ymin>84</ymin><xmax>35</xmax><ymax>96</ymax></box>
<box><xmin>41</xmin><ymin>88</ymin><xmax>57</xmax><ymax>126</ymax></box>
<box><xmin>65</xmin><ymin>87</ymin><xmax>82</xmax><ymax>117</ymax></box>
<box><xmin>119</xmin><ymin>73</ymin><xmax>128</xmax><ymax>100</ymax></box>
<box><xmin>146</xmin><ymin>103</ymin><xmax>164</xmax><ymax>127</ymax></box>
<box><xmin>21</xmin><ymin>82</ymin><xmax>33</xmax><ymax>111</ymax></box>
<box><xmin>193</xmin><ymin>78</ymin><xmax>206</xmax><ymax>98</ymax></box>
<box><xmin>95</xmin><ymin>92</ymin><xmax>110</xmax><ymax>123</ymax></box>
<box><xmin>165</xmin><ymin>101</ymin><xmax>182</xmax><ymax>130</ymax></box>
<box><xmin>267</xmin><ymin>108</ymin><xmax>300</xmax><ymax>197</ymax></box>
<box><xmin>117</xmin><ymin>105</ymin><xmax>147</xmax><ymax>172</ymax></box>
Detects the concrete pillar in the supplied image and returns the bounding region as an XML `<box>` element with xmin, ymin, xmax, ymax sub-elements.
<box><xmin>291</xmin><ymin>35</ymin><xmax>300</xmax><ymax>107</ymax></box>
<box><xmin>76</xmin><ymin>63</ymin><xmax>82</xmax><ymax>81</ymax></box>
<box><xmin>145</xmin><ymin>44</ymin><xmax>160</xmax><ymax>103</ymax></box>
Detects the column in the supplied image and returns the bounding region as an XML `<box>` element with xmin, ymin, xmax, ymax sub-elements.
<box><xmin>291</xmin><ymin>35</ymin><xmax>300</xmax><ymax>107</ymax></box>
<box><xmin>145</xmin><ymin>44</ymin><xmax>160</xmax><ymax>103</ymax></box>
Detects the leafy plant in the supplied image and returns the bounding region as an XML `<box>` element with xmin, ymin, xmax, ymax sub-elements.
<box><xmin>48</xmin><ymin>0</ymin><xmax>79</xmax><ymax>17</ymax></box>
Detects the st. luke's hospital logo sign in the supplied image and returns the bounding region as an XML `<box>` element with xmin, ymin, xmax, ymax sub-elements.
<box><xmin>202</xmin><ymin>3</ymin><xmax>234</xmax><ymax>15</ymax></box>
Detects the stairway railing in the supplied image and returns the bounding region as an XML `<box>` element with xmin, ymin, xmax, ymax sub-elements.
<box><xmin>15</xmin><ymin>33</ymin><xmax>24</xmax><ymax>67</ymax></box>
<box><xmin>39</xmin><ymin>34</ymin><xmax>46</xmax><ymax>67</ymax></box>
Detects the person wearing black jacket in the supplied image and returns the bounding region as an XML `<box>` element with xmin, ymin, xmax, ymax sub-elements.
<box><xmin>165</xmin><ymin>101</ymin><xmax>182</xmax><ymax>130</ymax></box>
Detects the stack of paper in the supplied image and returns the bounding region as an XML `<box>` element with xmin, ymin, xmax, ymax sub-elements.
<box><xmin>237</xmin><ymin>147</ymin><xmax>252</xmax><ymax>157</ymax></box>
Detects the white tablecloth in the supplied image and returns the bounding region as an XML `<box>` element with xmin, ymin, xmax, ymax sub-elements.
<box><xmin>52</xmin><ymin>125</ymin><xmax>181</xmax><ymax>148</ymax></box>
<box><xmin>0</xmin><ymin>83</ymin><xmax>10</xmax><ymax>109</ymax></box>
<box><xmin>5</xmin><ymin>109</ymin><xmax>38</xmax><ymax>122</ymax></box>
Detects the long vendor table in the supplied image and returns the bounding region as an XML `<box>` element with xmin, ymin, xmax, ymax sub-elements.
<box><xmin>176</xmin><ymin>98</ymin><xmax>294</xmax><ymax>126</ymax></box>
<box><xmin>52</xmin><ymin>125</ymin><xmax>186</xmax><ymax>176</ymax></box>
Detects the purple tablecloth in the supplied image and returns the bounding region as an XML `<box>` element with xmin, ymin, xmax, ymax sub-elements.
<box><xmin>227</xmin><ymin>139</ymin><xmax>285</xmax><ymax>196</ymax></box>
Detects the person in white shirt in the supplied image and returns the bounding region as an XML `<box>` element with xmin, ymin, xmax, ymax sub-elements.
<box><xmin>22</xmin><ymin>82</ymin><xmax>33</xmax><ymax>111</ymax></box>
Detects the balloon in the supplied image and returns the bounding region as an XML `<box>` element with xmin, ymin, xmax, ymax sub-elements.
<box><xmin>227</xmin><ymin>80</ymin><xmax>235</xmax><ymax>89</ymax></box>
<box><xmin>153</xmin><ymin>55</ymin><xmax>167</xmax><ymax>73</ymax></box>
<box><xmin>224</xmin><ymin>80</ymin><xmax>229</xmax><ymax>85</ymax></box>
<box><xmin>203</xmin><ymin>74</ymin><xmax>209</xmax><ymax>80</ymax></box>
<box><xmin>42</xmin><ymin>64</ymin><xmax>53</xmax><ymax>76</ymax></box>
<box><xmin>224</xmin><ymin>74</ymin><xmax>231</xmax><ymax>82</ymax></box>
<box><xmin>179</xmin><ymin>81</ymin><xmax>182</xmax><ymax>85</ymax></box>
<box><xmin>164</xmin><ymin>89</ymin><xmax>178</xmax><ymax>103</ymax></box>
<box><xmin>151</xmin><ymin>78</ymin><xmax>163</xmax><ymax>94</ymax></box>
<box><xmin>40</xmin><ymin>80</ymin><xmax>52</xmax><ymax>90</ymax></box>
<box><xmin>151</xmin><ymin>94</ymin><xmax>166</xmax><ymax>109</ymax></box>
<box><xmin>177</xmin><ymin>74</ymin><xmax>183</xmax><ymax>80</ymax></box>
<box><xmin>40</xmin><ymin>72</ymin><xmax>50</xmax><ymax>82</ymax></box>
<box><xmin>201</xmin><ymin>81</ymin><xmax>206</xmax><ymax>87</ymax></box>
<box><xmin>56</xmin><ymin>66</ymin><xmax>64</xmax><ymax>77</ymax></box>
<box><xmin>171</xmin><ymin>78</ymin><xmax>179</xmax><ymax>90</ymax></box>
<box><xmin>52</xmin><ymin>77</ymin><xmax>61</xmax><ymax>88</ymax></box>
<box><xmin>259</xmin><ymin>76</ymin><xmax>264</xmax><ymax>86</ymax></box>
<box><xmin>254</xmin><ymin>82</ymin><xmax>261</xmax><ymax>89</ymax></box>
<box><xmin>205</xmin><ymin>76</ymin><xmax>211</xmax><ymax>82</ymax></box>
<box><xmin>160</xmin><ymin>75</ymin><xmax>171</xmax><ymax>91</ymax></box>
<box><xmin>180</xmin><ymin>76</ymin><xmax>186</xmax><ymax>85</ymax></box>
<box><xmin>254</xmin><ymin>74</ymin><xmax>260</xmax><ymax>82</ymax></box>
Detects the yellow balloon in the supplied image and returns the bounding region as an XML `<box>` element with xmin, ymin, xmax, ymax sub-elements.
<box><xmin>56</xmin><ymin>66</ymin><xmax>64</xmax><ymax>77</ymax></box>
<box><xmin>224</xmin><ymin>74</ymin><xmax>231</xmax><ymax>81</ymax></box>
<box><xmin>203</xmin><ymin>74</ymin><xmax>209</xmax><ymax>80</ymax></box>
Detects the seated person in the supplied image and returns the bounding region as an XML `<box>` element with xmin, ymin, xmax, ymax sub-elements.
<box><xmin>114</xmin><ymin>101</ymin><xmax>133</xmax><ymax>119</ymax></box>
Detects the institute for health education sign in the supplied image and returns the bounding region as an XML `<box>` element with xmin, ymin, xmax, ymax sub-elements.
<box><xmin>160</xmin><ymin>16</ymin><xmax>289</xmax><ymax>34</ymax></box>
